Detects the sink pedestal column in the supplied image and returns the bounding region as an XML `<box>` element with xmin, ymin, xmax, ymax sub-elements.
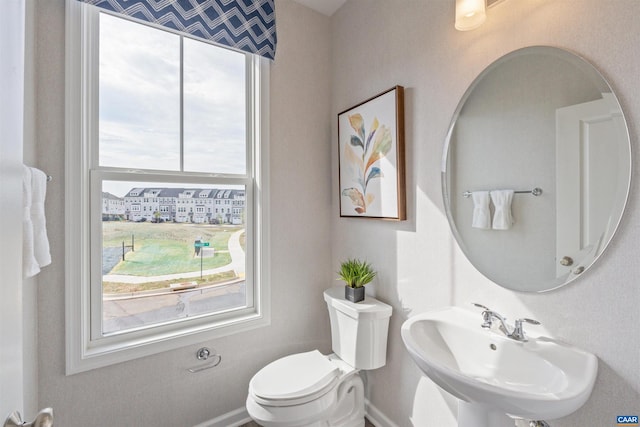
<box><xmin>458</xmin><ymin>401</ymin><xmax>514</xmax><ymax>427</ymax></box>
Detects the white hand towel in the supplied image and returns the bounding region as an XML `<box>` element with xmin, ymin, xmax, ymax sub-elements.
<box><xmin>30</xmin><ymin>167</ymin><xmax>51</xmax><ymax>268</ymax></box>
<box><xmin>491</xmin><ymin>190</ymin><xmax>515</xmax><ymax>230</ymax></box>
<box><xmin>23</xmin><ymin>166</ymin><xmax>40</xmax><ymax>278</ymax></box>
<box><xmin>471</xmin><ymin>191</ymin><xmax>491</xmax><ymax>229</ymax></box>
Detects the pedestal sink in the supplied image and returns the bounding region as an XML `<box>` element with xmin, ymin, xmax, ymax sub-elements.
<box><xmin>401</xmin><ymin>307</ymin><xmax>598</xmax><ymax>426</ymax></box>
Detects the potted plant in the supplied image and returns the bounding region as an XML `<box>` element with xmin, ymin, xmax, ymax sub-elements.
<box><xmin>337</xmin><ymin>258</ymin><xmax>377</xmax><ymax>303</ymax></box>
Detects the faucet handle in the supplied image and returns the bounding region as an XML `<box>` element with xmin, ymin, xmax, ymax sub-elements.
<box><xmin>517</xmin><ymin>318</ymin><xmax>541</xmax><ymax>326</ymax></box>
<box><xmin>472</xmin><ymin>303</ymin><xmax>494</xmax><ymax>328</ymax></box>
<box><xmin>510</xmin><ymin>318</ymin><xmax>541</xmax><ymax>341</ymax></box>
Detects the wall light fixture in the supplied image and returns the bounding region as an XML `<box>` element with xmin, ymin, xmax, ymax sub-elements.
<box><xmin>455</xmin><ymin>0</ymin><xmax>506</xmax><ymax>31</ymax></box>
<box><xmin>455</xmin><ymin>0</ymin><xmax>486</xmax><ymax>31</ymax></box>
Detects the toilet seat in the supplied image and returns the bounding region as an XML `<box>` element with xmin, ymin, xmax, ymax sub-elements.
<box><xmin>249</xmin><ymin>350</ymin><xmax>340</xmax><ymax>407</ymax></box>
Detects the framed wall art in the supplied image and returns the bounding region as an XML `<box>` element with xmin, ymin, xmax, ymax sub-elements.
<box><xmin>338</xmin><ymin>85</ymin><xmax>406</xmax><ymax>220</ymax></box>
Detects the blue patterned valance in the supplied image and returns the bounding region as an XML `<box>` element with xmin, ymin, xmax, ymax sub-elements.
<box><xmin>78</xmin><ymin>0</ymin><xmax>277</xmax><ymax>60</ymax></box>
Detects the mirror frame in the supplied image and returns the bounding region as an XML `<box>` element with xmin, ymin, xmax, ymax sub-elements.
<box><xmin>441</xmin><ymin>46</ymin><xmax>632</xmax><ymax>292</ymax></box>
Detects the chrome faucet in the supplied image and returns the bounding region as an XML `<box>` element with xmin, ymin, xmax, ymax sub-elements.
<box><xmin>473</xmin><ymin>303</ymin><xmax>540</xmax><ymax>342</ymax></box>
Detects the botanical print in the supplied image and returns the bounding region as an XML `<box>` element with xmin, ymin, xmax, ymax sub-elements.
<box><xmin>338</xmin><ymin>86</ymin><xmax>404</xmax><ymax>219</ymax></box>
<box><xmin>341</xmin><ymin>114</ymin><xmax>392</xmax><ymax>214</ymax></box>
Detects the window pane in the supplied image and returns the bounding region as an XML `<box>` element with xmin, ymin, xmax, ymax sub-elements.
<box><xmin>183</xmin><ymin>38</ymin><xmax>247</xmax><ymax>174</ymax></box>
<box><xmin>99</xmin><ymin>14</ymin><xmax>181</xmax><ymax>170</ymax></box>
<box><xmin>101</xmin><ymin>180</ymin><xmax>247</xmax><ymax>335</ymax></box>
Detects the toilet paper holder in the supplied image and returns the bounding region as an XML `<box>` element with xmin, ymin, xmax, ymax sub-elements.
<box><xmin>187</xmin><ymin>347</ymin><xmax>222</xmax><ymax>373</ymax></box>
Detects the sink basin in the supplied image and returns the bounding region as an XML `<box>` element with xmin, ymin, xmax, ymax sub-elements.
<box><xmin>401</xmin><ymin>306</ymin><xmax>598</xmax><ymax>423</ymax></box>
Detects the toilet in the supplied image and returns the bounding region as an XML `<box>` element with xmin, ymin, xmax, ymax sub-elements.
<box><xmin>246</xmin><ymin>286</ymin><xmax>392</xmax><ymax>427</ymax></box>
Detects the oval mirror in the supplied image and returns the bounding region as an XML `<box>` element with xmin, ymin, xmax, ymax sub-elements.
<box><xmin>443</xmin><ymin>46</ymin><xmax>631</xmax><ymax>292</ymax></box>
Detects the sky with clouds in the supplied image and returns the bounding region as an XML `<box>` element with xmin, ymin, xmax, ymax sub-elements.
<box><xmin>99</xmin><ymin>13</ymin><xmax>247</xmax><ymax>197</ymax></box>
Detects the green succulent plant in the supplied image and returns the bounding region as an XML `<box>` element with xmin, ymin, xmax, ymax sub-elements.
<box><xmin>337</xmin><ymin>258</ymin><xmax>377</xmax><ymax>288</ymax></box>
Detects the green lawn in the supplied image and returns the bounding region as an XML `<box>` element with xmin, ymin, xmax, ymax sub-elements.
<box><xmin>104</xmin><ymin>222</ymin><xmax>242</xmax><ymax>276</ymax></box>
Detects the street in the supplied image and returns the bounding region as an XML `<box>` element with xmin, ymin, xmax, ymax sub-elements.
<box><xmin>103</xmin><ymin>281</ymin><xmax>246</xmax><ymax>334</ymax></box>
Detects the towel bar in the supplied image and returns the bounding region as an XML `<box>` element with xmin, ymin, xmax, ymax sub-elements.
<box><xmin>463</xmin><ymin>187</ymin><xmax>542</xmax><ymax>198</ymax></box>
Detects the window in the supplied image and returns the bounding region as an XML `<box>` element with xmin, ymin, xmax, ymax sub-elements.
<box><xmin>65</xmin><ymin>1</ymin><xmax>270</xmax><ymax>374</ymax></box>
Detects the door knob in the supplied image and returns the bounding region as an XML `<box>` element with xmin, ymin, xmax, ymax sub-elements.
<box><xmin>560</xmin><ymin>256</ymin><xmax>574</xmax><ymax>266</ymax></box>
<box><xmin>4</xmin><ymin>408</ymin><xmax>53</xmax><ymax>427</ymax></box>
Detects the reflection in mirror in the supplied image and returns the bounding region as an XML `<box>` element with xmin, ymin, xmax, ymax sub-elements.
<box><xmin>443</xmin><ymin>46</ymin><xmax>631</xmax><ymax>292</ymax></box>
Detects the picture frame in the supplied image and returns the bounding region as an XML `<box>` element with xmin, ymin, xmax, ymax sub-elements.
<box><xmin>338</xmin><ymin>86</ymin><xmax>406</xmax><ymax>220</ymax></box>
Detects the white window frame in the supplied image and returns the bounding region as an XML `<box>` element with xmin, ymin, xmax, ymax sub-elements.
<box><xmin>64</xmin><ymin>0</ymin><xmax>270</xmax><ymax>374</ymax></box>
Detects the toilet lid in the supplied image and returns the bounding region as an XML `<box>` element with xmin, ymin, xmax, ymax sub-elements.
<box><xmin>250</xmin><ymin>350</ymin><xmax>339</xmax><ymax>402</ymax></box>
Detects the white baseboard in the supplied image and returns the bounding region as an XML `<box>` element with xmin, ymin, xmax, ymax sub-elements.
<box><xmin>365</xmin><ymin>399</ymin><xmax>399</xmax><ymax>427</ymax></box>
<box><xmin>195</xmin><ymin>400</ymin><xmax>398</xmax><ymax>427</ymax></box>
<box><xmin>193</xmin><ymin>406</ymin><xmax>252</xmax><ymax>427</ymax></box>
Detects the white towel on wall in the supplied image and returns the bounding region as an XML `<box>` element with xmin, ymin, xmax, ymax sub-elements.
<box><xmin>23</xmin><ymin>165</ymin><xmax>51</xmax><ymax>278</ymax></box>
<box><xmin>471</xmin><ymin>191</ymin><xmax>491</xmax><ymax>229</ymax></box>
<box><xmin>491</xmin><ymin>189</ymin><xmax>515</xmax><ymax>230</ymax></box>
<box><xmin>23</xmin><ymin>166</ymin><xmax>40</xmax><ymax>278</ymax></box>
<box><xmin>30</xmin><ymin>167</ymin><xmax>52</xmax><ymax>268</ymax></box>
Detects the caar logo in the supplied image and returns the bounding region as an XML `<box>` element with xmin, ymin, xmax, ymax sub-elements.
<box><xmin>617</xmin><ymin>415</ymin><xmax>639</xmax><ymax>426</ymax></box>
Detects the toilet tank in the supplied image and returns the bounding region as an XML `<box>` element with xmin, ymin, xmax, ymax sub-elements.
<box><xmin>323</xmin><ymin>287</ymin><xmax>392</xmax><ymax>370</ymax></box>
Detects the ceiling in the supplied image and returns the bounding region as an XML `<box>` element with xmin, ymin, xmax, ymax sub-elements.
<box><xmin>292</xmin><ymin>0</ymin><xmax>348</xmax><ymax>16</ymax></box>
<box><xmin>291</xmin><ymin>0</ymin><xmax>505</xmax><ymax>18</ymax></box>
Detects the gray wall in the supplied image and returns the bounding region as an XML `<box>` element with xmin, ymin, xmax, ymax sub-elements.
<box><xmin>22</xmin><ymin>0</ymin><xmax>39</xmax><ymax>418</ymax></box>
<box><xmin>331</xmin><ymin>1</ymin><xmax>639</xmax><ymax>426</ymax></box>
<box><xmin>33</xmin><ymin>1</ymin><xmax>332</xmax><ymax>426</ymax></box>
